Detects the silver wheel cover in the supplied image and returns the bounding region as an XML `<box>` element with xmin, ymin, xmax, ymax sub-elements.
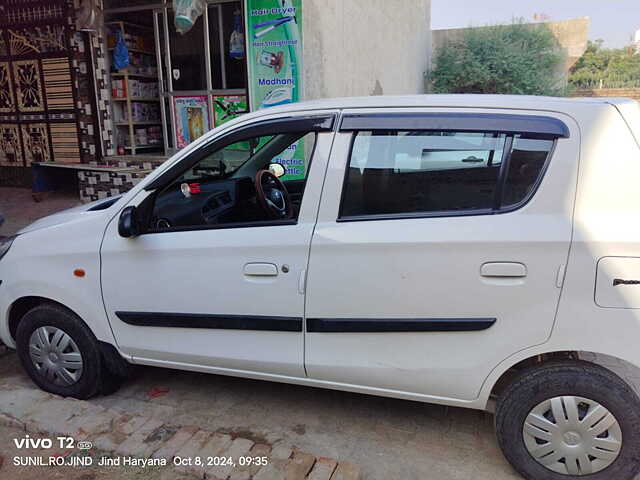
<box><xmin>28</xmin><ymin>326</ymin><xmax>84</xmax><ymax>386</ymax></box>
<box><xmin>523</xmin><ymin>396</ymin><xmax>622</xmax><ymax>475</ymax></box>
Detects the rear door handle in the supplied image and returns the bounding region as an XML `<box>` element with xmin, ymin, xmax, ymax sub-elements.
<box><xmin>244</xmin><ymin>263</ymin><xmax>278</xmax><ymax>277</ymax></box>
<box><xmin>480</xmin><ymin>262</ymin><xmax>527</xmax><ymax>278</ymax></box>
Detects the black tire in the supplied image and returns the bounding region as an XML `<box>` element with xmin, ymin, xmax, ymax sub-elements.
<box><xmin>495</xmin><ymin>360</ymin><xmax>640</xmax><ymax>480</ymax></box>
<box><xmin>16</xmin><ymin>303</ymin><xmax>110</xmax><ymax>399</ymax></box>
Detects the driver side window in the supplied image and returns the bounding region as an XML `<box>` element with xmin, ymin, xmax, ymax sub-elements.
<box><xmin>149</xmin><ymin>132</ymin><xmax>316</xmax><ymax>232</ymax></box>
<box><xmin>182</xmin><ymin>136</ymin><xmax>275</xmax><ymax>183</ymax></box>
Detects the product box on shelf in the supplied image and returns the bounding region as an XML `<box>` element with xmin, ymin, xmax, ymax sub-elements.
<box><xmin>111</xmin><ymin>78</ymin><xmax>127</xmax><ymax>98</ymax></box>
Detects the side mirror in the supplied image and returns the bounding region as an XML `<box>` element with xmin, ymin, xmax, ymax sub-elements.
<box><xmin>118</xmin><ymin>206</ymin><xmax>140</xmax><ymax>238</ymax></box>
<box><xmin>268</xmin><ymin>163</ymin><xmax>286</xmax><ymax>178</ymax></box>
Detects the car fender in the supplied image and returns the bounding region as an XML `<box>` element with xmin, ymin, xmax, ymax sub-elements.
<box><xmin>0</xmin><ymin>211</ymin><xmax>118</xmax><ymax>349</ymax></box>
<box><xmin>477</xmin><ymin>339</ymin><xmax>640</xmax><ymax>410</ymax></box>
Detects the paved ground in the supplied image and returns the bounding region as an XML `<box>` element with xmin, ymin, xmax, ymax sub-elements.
<box><xmin>0</xmin><ymin>358</ymin><xmax>357</xmax><ymax>480</ymax></box>
<box><xmin>0</xmin><ymin>423</ymin><xmax>194</xmax><ymax>480</ymax></box>
<box><xmin>0</xmin><ymin>187</ymin><xmax>521</xmax><ymax>479</ymax></box>
<box><xmin>0</xmin><ymin>353</ymin><xmax>519</xmax><ymax>480</ymax></box>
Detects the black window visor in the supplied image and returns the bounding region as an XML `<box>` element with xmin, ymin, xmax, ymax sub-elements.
<box><xmin>145</xmin><ymin>114</ymin><xmax>336</xmax><ymax>191</ymax></box>
<box><xmin>339</xmin><ymin>113</ymin><xmax>570</xmax><ymax>138</ymax></box>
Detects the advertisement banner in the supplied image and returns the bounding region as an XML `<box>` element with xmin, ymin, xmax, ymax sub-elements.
<box><xmin>213</xmin><ymin>95</ymin><xmax>248</xmax><ymax>127</ymax></box>
<box><xmin>214</xmin><ymin>95</ymin><xmax>250</xmax><ymax>151</ymax></box>
<box><xmin>246</xmin><ymin>0</ymin><xmax>305</xmax><ymax>179</ymax></box>
<box><xmin>173</xmin><ymin>96</ymin><xmax>211</xmax><ymax>149</ymax></box>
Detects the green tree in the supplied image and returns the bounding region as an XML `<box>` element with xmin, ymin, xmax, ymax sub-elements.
<box><xmin>430</xmin><ymin>20</ymin><xmax>565</xmax><ymax>95</ymax></box>
<box><xmin>569</xmin><ymin>40</ymin><xmax>640</xmax><ymax>89</ymax></box>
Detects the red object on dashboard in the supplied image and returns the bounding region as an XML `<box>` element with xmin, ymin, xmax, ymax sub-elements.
<box><xmin>188</xmin><ymin>183</ymin><xmax>201</xmax><ymax>194</ymax></box>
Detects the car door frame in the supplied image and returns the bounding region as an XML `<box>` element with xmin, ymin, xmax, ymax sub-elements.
<box><xmin>99</xmin><ymin>110</ymin><xmax>339</xmax><ymax>379</ymax></box>
<box><xmin>303</xmin><ymin>106</ymin><xmax>580</xmax><ymax>405</ymax></box>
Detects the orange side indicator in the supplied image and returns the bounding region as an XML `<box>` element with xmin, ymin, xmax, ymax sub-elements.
<box><xmin>73</xmin><ymin>269</ymin><xmax>86</xmax><ymax>278</ymax></box>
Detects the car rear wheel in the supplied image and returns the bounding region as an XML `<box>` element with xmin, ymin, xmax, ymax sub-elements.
<box><xmin>16</xmin><ymin>303</ymin><xmax>105</xmax><ymax>399</ymax></box>
<box><xmin>495</xmin><ymin>361</ymin><xmax>640</xmax><ymax>480</ymax></box>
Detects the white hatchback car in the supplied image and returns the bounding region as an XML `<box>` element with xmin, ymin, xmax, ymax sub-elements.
<box><xmin>2</xmin><ymin>95</ymin><xmax>640</xmax><ymax>480</ymax></box>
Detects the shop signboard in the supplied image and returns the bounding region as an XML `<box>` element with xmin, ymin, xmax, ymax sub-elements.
<box><xmin>174</xmin><ymin>96</ymin><xmax>211</xmax><ymax>149</ymax></box>
<box><xmin>246</xmin><ymin>0</ymin><xmax>304</xmax><ymax>179</ymax></box>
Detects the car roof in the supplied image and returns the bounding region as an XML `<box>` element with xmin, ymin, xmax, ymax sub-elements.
<box><xmin>205</xmin><ymin>94</ymin><xmax>639</xmax><ymax>150</ymax></box>
<box><xmin>245</xmin><ymin>94</ymin><xmax>636</xmax><ymax>118</ymax></box>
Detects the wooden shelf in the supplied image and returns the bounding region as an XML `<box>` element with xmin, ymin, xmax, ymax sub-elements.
<box><xmin>112</xmin><ymin>97</ymin><xmax>159</xmax><ymax>102</ymax></box>
<box><xmin>111</xmin><ymin>72</ymin><xmax>158</xmax><ymax>79</ymax></box>
<box><xmin>114</xmin><ymin>121</ymin><xmax>162</xmax><ymax>126</ymax></box>
<box><xmin>106</xmin><ymin>21</ymin><xmax>153</xmax><ymax>31</ymax></box>
<box><xmin>108</xmin><ymin>21</ymin><xmax>163</xmax><ymax>156</ymax></box>
<box><xmin>108</xmin><ymin>47</ymin><xmax>154</xmax><ymax>55</ymax></box>
<box><xmin>124</xmin><ymin>145</ymin><xmax>162</xmax><ymax>149</ymax></box>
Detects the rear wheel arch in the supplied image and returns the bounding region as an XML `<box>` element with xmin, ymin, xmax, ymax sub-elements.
<box><xmin>495</xmin><ymin>359</ymin><xmax>640</xmax><ymax>479</ymax></box>
<box><xmin>488</xmin><ymin>350</ymin><xmax>640</xmax><ymax>408</ymax></box>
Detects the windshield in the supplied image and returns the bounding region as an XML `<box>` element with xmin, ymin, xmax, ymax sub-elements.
<box><xmin>182</xmin><ymin>135</ymin><xmax>276</xmax><ymax>181</ymax></box>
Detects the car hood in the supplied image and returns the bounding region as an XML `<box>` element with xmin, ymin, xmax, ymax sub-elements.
<box><xmin>17</xmin><ymin>196</ymin><xmax>122</xmax><ymax>235</ymax></box>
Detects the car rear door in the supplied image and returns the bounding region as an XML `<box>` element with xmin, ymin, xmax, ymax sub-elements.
<box><xmin>304</xmin><ymin>108</ymin><xmax>580</xmax><ymax>402</ymax></box>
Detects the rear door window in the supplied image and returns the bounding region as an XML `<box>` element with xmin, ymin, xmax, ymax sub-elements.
<box><xmin>340</xmin><ymin>130</ymin><xmax>554</xmax><ymax>219</ymax></box>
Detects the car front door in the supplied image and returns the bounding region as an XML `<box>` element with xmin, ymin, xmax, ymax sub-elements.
<box><xmin>305</xmin><ymin>109</ymin><xmax>579</xmax><ymax>402</ymax></box>
<box><xmin>100</xmin><ymin>113</ymin><xmax>336</xmax><ymax>378</ymax></box>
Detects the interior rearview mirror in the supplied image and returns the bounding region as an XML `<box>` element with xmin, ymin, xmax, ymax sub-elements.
<box><xmin>248</xmin><ymin>137</ymin><xmax>259</xmax><ymax>154</ymax></box>
<box><xmin>118</xmin><ymin>206</ymin><xmax>140</xmax><ymax>238</ymax></box>
<box><xmin>268</xmin><ymin>163</ymin><xmax>286</xmax><ymax>178</ymax></box>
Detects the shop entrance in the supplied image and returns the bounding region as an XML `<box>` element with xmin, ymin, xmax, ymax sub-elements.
<box><xmin>105</xmin><ymin>0</ymin><xmax>248</xmax><ymax>157</ymax></box>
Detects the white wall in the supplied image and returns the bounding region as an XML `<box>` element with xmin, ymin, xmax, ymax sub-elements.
<box><xmin>302</xmin><ymin>0</ymin><xmax>431</xmax><ymax>100</ymax></box>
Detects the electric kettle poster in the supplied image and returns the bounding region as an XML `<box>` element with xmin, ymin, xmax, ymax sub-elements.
<box><xmin>246</xmin><ymin>0</ymin><xmax>302</xmax><ymax>111</ymax></box>
<box><xmin>246</xmin><ymin>0</ymin><xmax>303</xmax><ymax>180</ymax></box>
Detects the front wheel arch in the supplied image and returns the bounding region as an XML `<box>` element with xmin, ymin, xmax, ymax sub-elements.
<box><xmin>8</xmin><ymin>296</ymin><xmax>75</xmax><ymax>342</ymax></box>
<box><xmin>8</xmin><ymin>296</ymin><xmax>130</xmax><ymax>387</ymax></box>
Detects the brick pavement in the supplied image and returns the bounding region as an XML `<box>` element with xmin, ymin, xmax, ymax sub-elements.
<box><xmin>0</xmin><ymin>384</ymin><xmax>361</xmax><ymax>480</ymax></box>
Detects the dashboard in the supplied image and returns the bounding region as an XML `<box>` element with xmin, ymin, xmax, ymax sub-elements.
<box><xmin>151</xmin><ymin>176</ymin><xmax>260</xmax><ymax>230</ymax></box>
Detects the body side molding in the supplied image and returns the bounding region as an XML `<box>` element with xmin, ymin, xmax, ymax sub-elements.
<box><xmin>306</xmin><ymin>317</ymin><xmax>496</xmax><ymax>333</ymax></box>
<box><xmin>115</xmin><ymin>311</ymin><xmax>302</xmax><ymax>332</ymax></box>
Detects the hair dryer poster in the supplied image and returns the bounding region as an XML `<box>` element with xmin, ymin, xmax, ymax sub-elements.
<box><xmin>246</xmin><ymin>0</ymin><xmax>302</xmax><ymax>111</ymax></box>
<box><xmin>246</xmin><ymin>0</ymin><xmax>304</xmax><ymax>179</ymax></box>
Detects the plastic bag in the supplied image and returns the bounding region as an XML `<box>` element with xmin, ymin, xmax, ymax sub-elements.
<box><xmin>112</xmin><ymin>29</ymin><xmax>129</xmax><ymax>70</ymax></box>
<box><xmin>173</xmin><ymin>0</ymin><xmax>206</xmax><ymax>35</ymax></box>
<box><xmin>229</xmin><ymin>9</ymin><xmax>245</xmax><ymax>60</ymax></box>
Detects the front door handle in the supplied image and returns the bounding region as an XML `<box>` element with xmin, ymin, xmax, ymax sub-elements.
<box><xmin>481</xmin><ymin>262</ymin><xmax>527</xmax><ymax>278</ymax></box>
<box><xmin>244</xmin><ymin>262</ymin><xmax>278</xmax><ymax>277</ymax></box>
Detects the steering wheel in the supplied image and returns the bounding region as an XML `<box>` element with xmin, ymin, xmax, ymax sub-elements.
<box><xmin>255</xmin><ymin>169</ymin><xmax>292</xmax><ymax>219</ymax></box>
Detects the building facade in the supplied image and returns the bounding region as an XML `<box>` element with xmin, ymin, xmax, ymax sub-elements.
<box><xmin>0</xmin><ymin>0</ymin><xmax>432</xmax><ymax>201</ymax></box>
<box><xmin>0</xmin><ymin>0</ymin><xmax>104</xmax><ymax>186</ymax></box>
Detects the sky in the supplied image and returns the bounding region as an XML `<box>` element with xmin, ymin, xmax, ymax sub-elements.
<box><xmin>432</xmin><ymin>0</ymin><xmax>640</xmax><ymax>48</ymax></box>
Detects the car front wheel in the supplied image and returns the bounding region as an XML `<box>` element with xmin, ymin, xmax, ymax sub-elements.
<box><xmin>495</xmin><ymin>360</ymin><xmax>640</xmax><ymax>480</ymax></box>
<box><xmin>16</xmin><ymin>303</ymin><xmax>104</xmax><ymax>399</ymax></box>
